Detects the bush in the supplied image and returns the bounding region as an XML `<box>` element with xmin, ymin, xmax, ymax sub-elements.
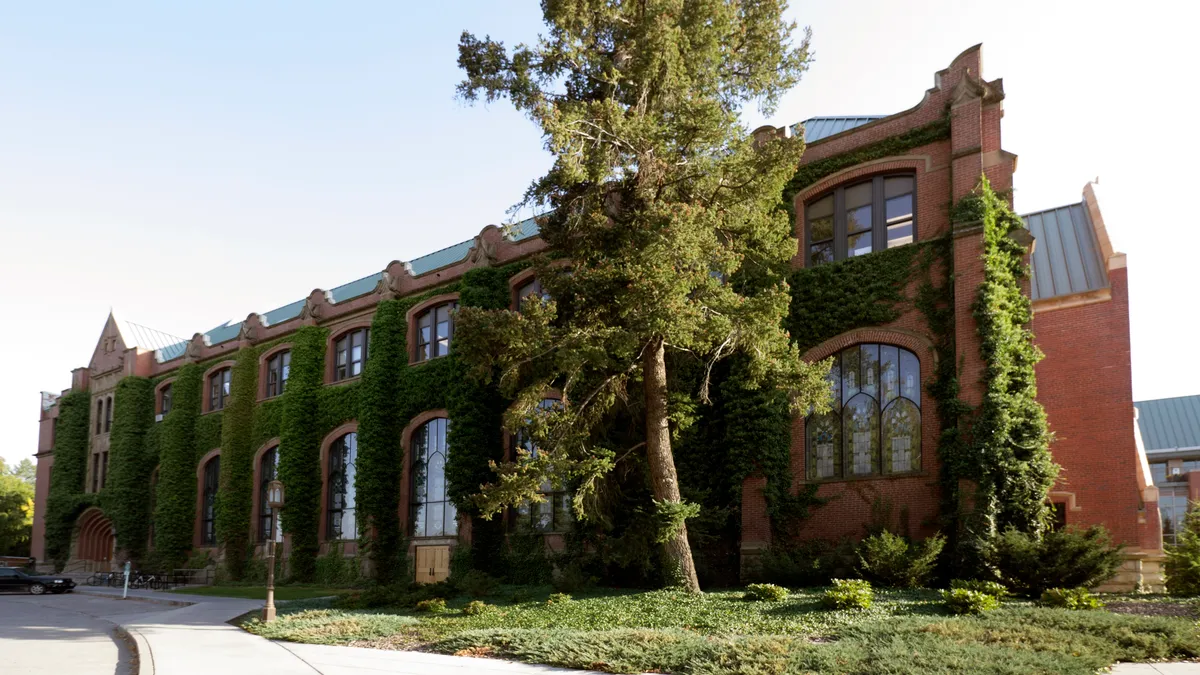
<box><xmin>1040</xmin><ymin>587</ymin><xmax>1104</xmax><ymax>610</ymax></box>
<box><xmin>463</xmin><ymin>600</ymin><xmax>492</xmax><ymax>616</ymax></box>
<box><xmin>856</xmin><ymin>531</ymin><xmax>944</xmax><ymax>588</ymax></box>
<box><xmin>457</xmin><ymin>570</ymin><xmax>500</xmax><ymax>598</ymax></box>
<box><xmin>551</xmin><ymin>564</ymin><xmax>595</xmax><ymax>593</ymax></box>
<box><xmin>752</xmin><ymin>541</ymin><xmax>838</xmax><ymax>587</ymax></box>
<box><xmin>334</xmin><ymin>584</ymin><xmax>410</xmax><ymax>610</ymax></box>
<box><xmin>546</xmin><ymin>593</ymin><xmax>572</xmax><ymax>605</ymax></box>
<box><xmin>991</xmin><ymin>526</ymin><xmax>1122</xmax><ymax>597</ymax></box>
<box><xmin>508</xmin><ymin>587</ymin><xmax>532</xmax><ymax>603</ymax></box>
<box><xmin>416</xmin><ymin>598</ymin><xmax>447</xmax><ymax>613</ymax></box>
<box><xmin>821</xmin><ymin>579</ymin><xmax>873</xmax><ymax>610</ymax></box>
<box><xmin>742</xmin><ymin>583</ymin><xmax>789</xmax><ymax>602</ymax></box>
<box><xmin>1166</xmin><ymin>508</ymin><xmax>1200</xmax><ymax>596</ymax></box>
<box><xmin>950</xmin><ymin>579</ymin><xmax>1009</xmax><ymax>598</ymax></box>
<box><xmin>942</xmin><ymin>588</ymin><xmax>1001</xmax><ymax>615</ymax></box>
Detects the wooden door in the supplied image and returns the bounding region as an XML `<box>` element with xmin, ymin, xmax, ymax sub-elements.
<box><xmin>415</xmin><ymin>545</ymin><xmax>450</xmax><ymax>584</ymax></box>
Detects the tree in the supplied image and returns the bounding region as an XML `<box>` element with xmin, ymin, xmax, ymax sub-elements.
<box><xmin>0</xmin><ymin>459</ymin><xmax>35</xmax><ymax>556</ymax></box>
<box><xmin>454</xmin><ymin>0</ymin><xmax>828</xmax><ymax>592</ymax></box>
<box><xmin>8</xmin><ymin>458</ymin><xmax>36</xmax><ymax>486</ymax></box>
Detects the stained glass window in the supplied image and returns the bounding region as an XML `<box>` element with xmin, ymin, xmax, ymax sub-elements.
<box><xmin>807</xmin><ymin>343</ymin><xmax>921</xmax><ymax>479</ymax></box>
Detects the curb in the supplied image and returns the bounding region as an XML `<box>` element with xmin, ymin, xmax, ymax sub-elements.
<box><xmin>75</xmin><ymin>589</ymin><xmax>194</xmax><ymax>608</ymax></box>
<box><xmin>111</xmin><ymin>623</ymin><xmax>146</xmax><ymax>675</ymax></box>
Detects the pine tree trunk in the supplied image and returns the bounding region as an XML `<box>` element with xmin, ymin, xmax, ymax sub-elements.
<box><xmin>642</xmin><ymin>336</ymin><xmax>702</xmax><ymax>593</ymax></box>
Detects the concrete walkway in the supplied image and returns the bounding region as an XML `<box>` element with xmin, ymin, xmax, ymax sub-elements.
<box><xmin>77</xmin><ymin>586</ymin><xmax>600</xmax><ymax>675</ymax></box>
<box><xmin>1112</xmin><ymin>665</ymin><xmax>1200</xmax><ymax>674</ymax></box>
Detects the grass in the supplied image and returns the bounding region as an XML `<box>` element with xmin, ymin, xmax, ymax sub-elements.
<box><xmin>171</xmin><ymin>585</ymin><xmax>355</xmax><ymax>601</ymax></box>
<box><xmin>239</xmin><ymin>585</ymin><xmax>1200</xmax><ymax>674</ymax></box>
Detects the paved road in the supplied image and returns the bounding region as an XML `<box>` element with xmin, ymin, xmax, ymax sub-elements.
<box><xmin>0</xmin><ymin>590</ymin><xmax>142</xmax><ymax>675</ymax></box>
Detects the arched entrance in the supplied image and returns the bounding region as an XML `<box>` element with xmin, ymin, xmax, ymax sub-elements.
<box><xmin>73</xmin><ymin>508</ymin><xmax>116</xmax><ymax>572</ymax></box>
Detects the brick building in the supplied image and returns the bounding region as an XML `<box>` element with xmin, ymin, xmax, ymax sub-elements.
<box><xmin>29</xmin><ymin>45</ymin><xmax>1160</xmax><ymax>588</ymax></box>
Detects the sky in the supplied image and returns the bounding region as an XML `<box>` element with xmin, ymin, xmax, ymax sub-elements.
<box><xmin>1</xmin><ymin>0</ymin><xmax>1196</xmax><ymax>468</ymax></box>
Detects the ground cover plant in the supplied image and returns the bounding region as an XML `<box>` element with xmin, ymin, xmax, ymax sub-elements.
<box><xmin>240</xmin><ymin>584</ymin><xmax>1200</xmax><ymax>674</ymax></box>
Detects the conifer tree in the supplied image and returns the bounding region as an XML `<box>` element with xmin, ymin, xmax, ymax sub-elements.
<box><xmin>454</xmin><ymin>0</ymin><xmax>827</xmax><ymax>593</ymax></box>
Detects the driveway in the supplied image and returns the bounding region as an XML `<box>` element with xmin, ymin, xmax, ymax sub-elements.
<box><xmin>0</xmin><ymin>591</ymin><xmax>142</xmax><ymax>675</ymax></box>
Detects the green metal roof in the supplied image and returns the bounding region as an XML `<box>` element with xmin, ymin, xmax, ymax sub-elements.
<box><xmin>1135</xmin><ymin>395</ymin><xmax>1200</xmax><ymax>452</ymax></box>
<box><xmin>1022</xmin><ymin>202</ymin><xmax>1108</xmax><ymax>301</ymax></box>
<box><xmin>790</xmin><ymin>116</ymin><xmax>886</xmax><ymax>143</ymax></box>
<box><xmin>155</xmin><ymin>216</ymin><xmax>549</xmax><ymax>363</ymax></box>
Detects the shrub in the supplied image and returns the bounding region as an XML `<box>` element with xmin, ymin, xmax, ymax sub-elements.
<box><xmin>950</xmin><ymin>579</ymin><xmax>1009</xmax><ymax>598</ymax></box>
<box><xmin>508</xmin><ymin>588</ymin><xmax>532</xmax><ymax>603</ymax></box>
<box><xmin>551</xmin><ymin>564</ymin><xmax>595</xmax><ymax>593</ymax></box>
<box><xmin>821</xmin><ymin>579</ymin><xmax>873</xmax><ymax>610</ymax></box>
<box><xmin>856</xmin><ymin>531</ymin><xmax>944</xmax><ymax>588</ymax></box>
<box><xmin>457</xmin><ymin>570</ymin><xmax>500</xmax><ymax>598</ymax></box>
<box><xmin>546</xmin><ymin>593</ymin><xmax>572</xmax><ymax>605</ymax></box>
<box><xmin>416</xmin><ymin>598</ymin><xmax>447</xmax><ymax>613</ymax></box>
<box><xmin>463</xmin><ymin>600</ymin><xmax>492</xmax><ymax>616</ymax></box>
<box><xmin>1166</xmin><ymin>508</ymin><xmax>1200</xmax><ymax>596</ymax></box>
<box><xmin>942</xmin><ymin>588</ymin><xmax>1001</xmax><ymax>615</ymax></box>
<box><xmin>1040</xmin><ymin>587</ymin><xmax>1104</xmax><ymax>610</ymax></box>
<box><xmin>991</xmin><ymin>526</ymin><xmax>1122</xmax><ymax>597</ymax></box>
<box><xmin>334</xmin><ymin>584</ymin><xmax>410</xmax><ymax>610</ymax></box>
<box><xmin>752</xmin><ymin>541</ymin><xmax>837</xmax><ymax>587</ymax></box>
<box><xmin>742</xmin><ymin>583</ymin><xmax>789</xmax><ymax>602</ymax></box>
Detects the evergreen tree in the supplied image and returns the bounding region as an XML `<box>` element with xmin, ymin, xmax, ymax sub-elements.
<box><xmin>454</xmin><ymin>0</ymin><xmax>828</xmax><ymax>592</ymax></box>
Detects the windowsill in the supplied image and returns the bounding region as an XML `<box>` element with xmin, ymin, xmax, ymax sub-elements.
<box><xmin>327</xmin><ymin>375</ymin><xmax>362</xmax><ymax>386</ymax></box>
<box><xmin>408</xmin><ymin>355</ymin><xmax>450</xmax><ymax>367</ymax></box>
<box><xmin>802</xmin><ymin>470</ymin><xmax>928</xmax><ymax>485</ymax></box>
<box><xmin>258</xmin><ymin>393</ymin><xmax>285</xmax><ymax>403</ymax></box>
<box><xmin>201</xmin><ymin>408</ymin><xmax>225</xmax><ymax>416</ymax></box>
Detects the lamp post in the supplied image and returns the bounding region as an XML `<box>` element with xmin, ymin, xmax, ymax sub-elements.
<box><xmin>263</xmin><ymin>480</ymin><xmax>285</xmax><ymax>622</ymax></box>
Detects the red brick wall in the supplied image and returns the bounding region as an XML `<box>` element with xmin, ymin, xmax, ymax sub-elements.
<box><xmin>1032</xmin><ymin>268</ymin><xmax>1145</xmax><ymax>548</ymax></box>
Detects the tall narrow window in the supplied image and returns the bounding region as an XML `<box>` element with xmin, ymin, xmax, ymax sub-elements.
<box><xmin>806</xmin><ymin>343</ymin><xmax>921</xmax><ymax>480</ymax></box>
<box><xmin>100</xmin><ymin>451</ymin><xmax>109</xmax><ymax>488</ymax></box>
<box><xmin>414</xmin><ymin>302</ymin><xmax>457</xmax><ymax>362</ymax></box>
<box><xmin>327</xmin><ymin>433</ymin><xmax>357</xmax><ymax>540</ymax></box>
<box><xmin>209</xmin><ymin>368</ymin><xmax>232</xmax><ymax>411</ymax></box>
<box><xmin>266</xmin><ymin>350</ymin><xmax>291</xmax><ymax>398</ymax></box>
<box><xmin>411</xmin><ymin>417</ymin><xmax>455</xmax><ymax>537</ymax></box>
<box><xmin>515</xmin><ymin>278</ymin><xmax>550</xmax><ymax>310</ymax></box>
<box><xmin>96</xmin><ymin>399</ymin><xmax>104</xmax><ymax>435</ymax></box>
<box><xmin>92</xmin><ymin>453</ymin><xmax>101</xmax><ymax>492</ymax></box>
<box><xmin>160</xmin><ymin>384</ymin><xmax>173</xmax><ymax>416</ymax></box>
<box><xmin>104</xmin><ymin>396</ymin><xmax>113</xmax><ymax>432</ymax></box>
<box><xmin>334</xmin><ymin>330</ymin><xmax>369</xmax><ymax>381</ymax></box>
<box><xmin>201</xmin><ymin>456</ymin><xmax>220</xmax><ymax>546</ymax></box>
<box><xmin>513</xmin><ymin>399</ymin><xmax>573</xmax><ymax>533</ymax></box>
<box><xmin>805</xmin><ymin>174</ymin><xmax>917</xmax><ymax>266</ymax></box>
<box><xmin>259</xmin><ymin>447</ymin><xmax>281</xmax><ymax>542</ymax></box>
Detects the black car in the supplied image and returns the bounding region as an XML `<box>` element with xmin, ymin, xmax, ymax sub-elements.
<box><xmin>0</xmin><ymin>567</ymin><xmax>76</xmax><ymax>594</ymax></box>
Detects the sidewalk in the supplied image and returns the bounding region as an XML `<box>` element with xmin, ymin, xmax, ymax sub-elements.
<box><xmin>77</xmin><ymin>586</ymin><xmax>601</xmax><ymax>675</ymax></box>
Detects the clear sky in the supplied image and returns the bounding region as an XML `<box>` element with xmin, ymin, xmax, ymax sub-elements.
<box><xmin>2</xmin><ymin>1</ymin><xmax>1195</xmax><ymax>468</ymax></box>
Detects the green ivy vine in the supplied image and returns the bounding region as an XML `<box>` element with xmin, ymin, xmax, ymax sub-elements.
<box><xmin>154</xmin><ymin>363</ymin><xmax>203</xmax><ymax>569</ymax></box>
<box><xmin>215</xmin><ymin>346</ymin><xmax>258</xmax><ymax>579</ymax></box>
<box><xmin>278</xmin><ymin>326</ymin><xmax>328</xmax><ymax>582</ymax></box>
<box><xmin>100</xmin><ymin>377</ymin><xmax>156</xmax><ymax>562</ymax></box>
<box><xmin>43</xmin><ymin>390</ymin><xmax>93</xmax><ymax>569</ymax></box>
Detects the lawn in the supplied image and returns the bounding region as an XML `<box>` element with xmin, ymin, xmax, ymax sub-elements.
<box><xmin>239</xmin><ymin>585</ymin><xmax>1200</xmax><ymax>674</ymax></box>
<box><xmin>171</xmin><ymin>585</ymin><xmax>354</xmax><ymax>601</ymax></box>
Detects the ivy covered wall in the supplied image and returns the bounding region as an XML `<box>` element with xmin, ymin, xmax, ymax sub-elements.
<box><xmin>44</xmin><ymin>390</ymin><xmax>93</xmax><ymax>568</ymax></box>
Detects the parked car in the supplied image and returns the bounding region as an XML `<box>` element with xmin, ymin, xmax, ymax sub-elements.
<box><xmin>0</xmin><ymin>567</ymin><xmax>76</xmax><ymax>594</ymax></box>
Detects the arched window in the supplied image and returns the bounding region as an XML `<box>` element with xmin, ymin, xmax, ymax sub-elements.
<box><xmin>414</xmin><ymin>302</ymin><xmax>457</xmax><ymax>362</ymax></box>
<box><xmin>334</xmin><ymin>330</ymin><xmax>369</xmax><ymax>381</ymax></box>
<box><xmin>266</xmin><ymin>351</ymin><xmax>291</xmax><ymax>398</ymax></box>
<box><xmin>411</xmin><ymin>417</ymin><xmax>455</xmax><ymax>537</ymax></box>
<box><xmin>209</xmin><ymin>368</ymin><xmax>232</xmax><ymax>411</ymax></box>
<box><xmin>807</xmin><ymin>343</ymin><xmax>921</xmax><ymax>480</ymax></box>
<box><xmin>515</xmin><ymin>278</ymin><xmax>550</xmax><ymax>311</ymax></box>
<box><xmin>806</xmin><ymin>174</ymin><xmax>915</xmax><ymax>266</ymax></box>
<box><xmin>513</xmin><ymin>399</ymin><xmax>572</xmax><ymax>533</ymax></box>
<box><xmin>327</xmin><ymin>433</ymin><xmax>357</xmax><ymax>540</ymax></box>
<box><xmin>105</xmin><ymin>396</ymin><xmax>113</xmax><ymax>432</ymax></box>
<box><xmin>259</xmin><ymin>447</ymin><xmax>281</xmax><ymax>542</ymax></box>
<box><xmin>200</xmin><ymin>456</ymin><xmax>220</xmax><ymax>546</ymax></box>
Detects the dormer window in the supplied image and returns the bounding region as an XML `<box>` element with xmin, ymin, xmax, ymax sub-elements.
<box><xmin>415</xmin><ymin>302</ymin><xmax>456</xmax><ymax>362</ymax></box>
<box><xmin>806</xmin><ymin>175</ymin><xmax>915</xmax><ymax>266</ymax></box>
<box><xmin>334</xmin><ymin>329</ymin><xmax>368</xmax><ymax>381</ymax></box>
<box><xmin>209</xmin><ymin>368</ymin><xmax>232</xmax><ymax>411</ymax></box>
